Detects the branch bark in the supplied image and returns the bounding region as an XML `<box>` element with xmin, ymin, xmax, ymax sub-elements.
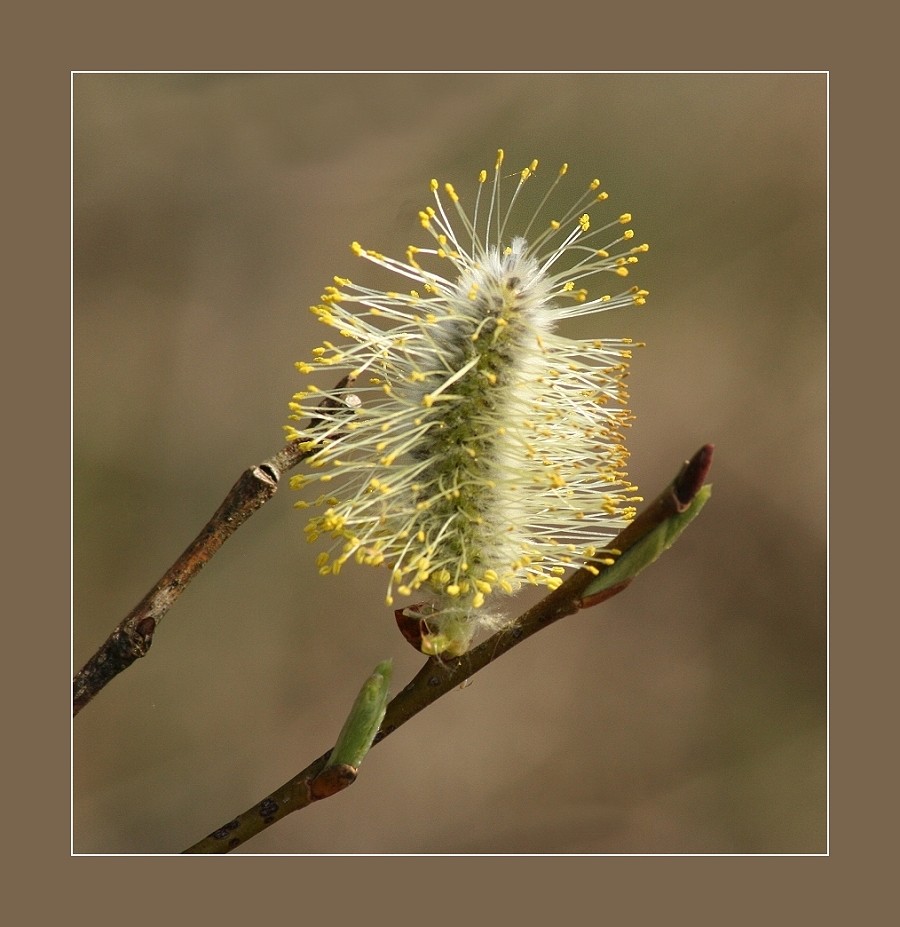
<box><xmin>182</xmin><ymin>444</ymin><xmax>714</xmax><ymax>854</ymax></box>
<box><xmin>73</xmin><ymin>442</ymin><xmax>313</xmax><ymax>716</ymax></box>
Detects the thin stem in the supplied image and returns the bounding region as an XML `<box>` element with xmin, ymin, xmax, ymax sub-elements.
<box><xmin>182</xmin><ymin>445</ymin><xmax>713</xmax><ymax>854</ymax></box>
<box><xmin>72</xmin><ymin>442</ymin><xmax>313</xmax><ymax>716</ymax></box>
<box><xmin>73</xmin><ymin>375</ymin><xmax>362</xmax><ymax>717</ymax></box>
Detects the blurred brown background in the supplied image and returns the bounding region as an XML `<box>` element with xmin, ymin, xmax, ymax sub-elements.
<box><xmin>73</xmin><ymin>73</ymin><xmax>826</xmax><ymax>854</ymax></box>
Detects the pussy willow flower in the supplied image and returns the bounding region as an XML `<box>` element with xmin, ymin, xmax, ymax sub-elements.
<box><xmin>287</xmin><ymin>149</ymin><xmax>648</xmax><ymax>656</ymax></box>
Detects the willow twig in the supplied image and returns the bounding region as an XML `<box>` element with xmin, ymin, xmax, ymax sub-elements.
<box><xmin>73</xmin><ymin>441</ymin><xmax>312</xmax><ymax>716</ymax></box>
<box><xmin>73</xmin><ymin>375</ymin><xmax>364</xmax><ymax>716</ymax></box>
<box><xmin>182</xmin><ymin>444</ymin><xmax>713</xmax><ymax>854</ymax></box>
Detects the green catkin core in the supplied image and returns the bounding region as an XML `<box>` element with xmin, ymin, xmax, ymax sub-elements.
<box><xmin>410</xmin><ymin>270</ymin><xmax>536</xmax><ymax>579</ymax></box>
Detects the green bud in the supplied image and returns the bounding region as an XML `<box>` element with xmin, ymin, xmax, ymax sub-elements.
<box><xmin>582</xmin><ymin>484</ymin><xmax>712</xmax><ymax>600</ymax></box>
<box><xmin>325</xmin><ymin>659</ymin><xmax>393</xmax><ymax>770</ymax></box>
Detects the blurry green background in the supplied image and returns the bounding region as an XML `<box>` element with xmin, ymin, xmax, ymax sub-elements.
<box><xmin>73</xmin><ymin>73</ymin><xmax>826</xmax><ymax>854</ymax></box>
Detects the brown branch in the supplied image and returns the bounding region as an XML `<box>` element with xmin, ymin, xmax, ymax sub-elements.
<box><xmin>73</xmin><ymin>374</ymin><xmax>364</xmax><ymax>717</ymax></box>
<box><xmin>73</xmin><ymin>442</ymin><xmax>313</xmax><ymax>716</ymax></box>
<box><xmin>182</xmin><ymin>444</ymin><xmax>714</xmax><ymax>854</ymax></box>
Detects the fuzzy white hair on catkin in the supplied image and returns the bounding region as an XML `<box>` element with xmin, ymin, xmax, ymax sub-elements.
<box><xmin>287</xmin><ymin>150</ymin><xmax>647</xmax><ymax>656</ymax></box>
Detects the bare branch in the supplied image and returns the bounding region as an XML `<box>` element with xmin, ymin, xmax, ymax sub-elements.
<box><xmin>73</xmin><ymin>443</ymin><xmax>310</xmax><ymax>716</ymax></box>
<box><xmin>73</xmin><ymin>376</ymin><xmax>366</xmax><ymax>716</ymax></box>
